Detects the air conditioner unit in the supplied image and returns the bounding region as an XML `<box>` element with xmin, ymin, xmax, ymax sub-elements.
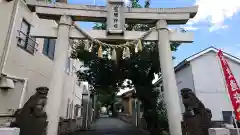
<box><xmin>0</xmin><ymin>77</ymin><xmax>15</xmax><ymax>89</ymax></box>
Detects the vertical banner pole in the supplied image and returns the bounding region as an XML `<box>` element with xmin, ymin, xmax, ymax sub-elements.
<box><xmin>216</xmin><ymin>50</ymin><xmax>240</xmax><ymax>135</ymax></box>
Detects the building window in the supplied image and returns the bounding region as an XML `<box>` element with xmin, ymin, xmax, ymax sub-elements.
<box><xmin>17</xmin><ymin>19</ymin><xmax>37</xmax><ymax>54</ymax></box>
<box><xmin>43</xmin><ymin>38</ymin><xmax>56</xmax><ymax>60</ymax></box>
<box><xmin>222</xmin><ymin>111</ymin><xmax>233</xmax><ymax>124</ymax></box>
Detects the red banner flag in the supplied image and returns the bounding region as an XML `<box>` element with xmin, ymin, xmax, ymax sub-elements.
<box><xmin>217</xmin><ymin>50</ymin><xmax>240</xmax><ymax>120</ymax></box>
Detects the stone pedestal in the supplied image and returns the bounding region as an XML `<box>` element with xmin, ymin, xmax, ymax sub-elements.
<box><xmin>209</xmin><ymin>128</ymin><xmax>230</xmax><ymax>135</ymax></box>
<box><xmin>0</xmin><ymin>128</ymin><xmax>20</xmax><ymax>135</ymax></box>
<box><xmin>81</xmin><ymin>96</ymin><xmax>90</xmax><ymax>129</ymax></box>
<box><xmin>182</xmin><ymin>114</ymin><xmax>211</xmax><ymax>135</ymax></box>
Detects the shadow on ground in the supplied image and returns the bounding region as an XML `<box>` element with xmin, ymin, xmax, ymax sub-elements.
<box><xmin>64</xmin><ymin>117</ymin><xmax>149</xmax><ymax>135</ymax></box>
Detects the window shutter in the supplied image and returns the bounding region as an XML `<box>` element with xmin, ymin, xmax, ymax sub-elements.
<box><xmin>48</xmin><ymin>39</ymin><xmax>56</xmax><ymax>59</ymax></box>
<box><xmin>43</xmin><ymin>39</ymin><xmax>49</xmax><ymax>55</ymax></box>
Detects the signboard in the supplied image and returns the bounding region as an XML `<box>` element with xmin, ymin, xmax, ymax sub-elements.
<box><xmin>107</xmin><ymin>0</ymin><xmax>125</xmax><ymax>35</ymax></box>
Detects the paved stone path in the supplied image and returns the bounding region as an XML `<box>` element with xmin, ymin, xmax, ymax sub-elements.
<box><xmin>70</xmin><ymin>117</ymin><xmax>149</xmax><ymax>135</ymax></box>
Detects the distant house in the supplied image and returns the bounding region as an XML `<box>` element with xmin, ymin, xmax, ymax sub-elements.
<box><xmin>154</xmin><ymin>46</ymin><xmax>240</xmax><ymax>123</ymax></box>
<box><xmin>119</xmin><ymin>90</ymin><xmax>136</xmax><ymax>115</ymax></box>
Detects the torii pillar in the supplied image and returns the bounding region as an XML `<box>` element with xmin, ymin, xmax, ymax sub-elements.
<box><xmin>157</xmin><ymin>20</ymin><xmax>182</xmax><ymax>135</ymax></box>
<box><xmin>45</xmin><ymin>15</ymin><xmax>72</xmax><ymax>135</ymax></box>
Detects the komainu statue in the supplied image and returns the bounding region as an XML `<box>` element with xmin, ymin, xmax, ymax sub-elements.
<box><xmin>11</xmin><ymin>86</ymin><xmax>49</xmax><ymax>135</ymax></box>
<box><xmin>181</xmin><ymin>88</ymin><xmax>212</xmax><ymax>135</ymax></box>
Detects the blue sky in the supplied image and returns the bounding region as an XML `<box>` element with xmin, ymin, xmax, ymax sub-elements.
<box><xmin>68</xmin><ymin>0</ymin><xmax>240</xmax><ymax>65</ymax></box>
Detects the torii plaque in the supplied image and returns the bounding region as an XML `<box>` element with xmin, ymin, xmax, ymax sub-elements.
<box><xmin>107</xmin><ymin>0</ymin><xmax>125</xmax><ymax>35</ymax></box>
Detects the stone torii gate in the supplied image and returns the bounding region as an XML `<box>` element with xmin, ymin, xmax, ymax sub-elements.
<box><xmin>27</xmin><ymin>0</ymin><xmax>198</xmax><ymax>135</ymax></box>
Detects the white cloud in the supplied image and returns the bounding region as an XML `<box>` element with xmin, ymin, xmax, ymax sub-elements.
<box><xmin>209</xmin><ymin>24</ymin><xmax>228</xmax><ymax>32</ymax></box>
<box><xmin>183</xmin><ymin>26</ymin><xmax>199</xmax><ymax>31</ymax></box>
<box><xmin>188</xmin><ymin>0</ymin><xmax>240</xmax><ymax>31</ymax></box>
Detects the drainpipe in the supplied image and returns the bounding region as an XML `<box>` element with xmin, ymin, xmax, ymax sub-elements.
<box><xmin>0</xmin><ymin>0</ymin><xmax>19</xmax><ymax>74</ymax></box>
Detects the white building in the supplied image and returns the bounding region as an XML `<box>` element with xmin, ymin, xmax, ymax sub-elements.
<box><xmin>155</xmin><ymin>46</ymin><xmax>240</xmax><ymax>123</ymax></box>
<box><xmin>0</xmin><ymin>0</ymin><xmax>89</xmax><ymax>125</ymax></box>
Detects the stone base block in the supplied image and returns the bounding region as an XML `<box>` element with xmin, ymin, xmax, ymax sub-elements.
<box><xmin>209</xmin><ymin>128</ymin><xmax>230</xmax><ymax>135</ymax></box>
<box><xmin>0</xmin><ymin>128</ymin><xmax>20</xmax><ymax>135</ymax></box>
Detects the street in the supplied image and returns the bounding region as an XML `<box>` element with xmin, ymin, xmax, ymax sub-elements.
<box><xmin>69</xmin><ymin>117</ymin><xmax>149</xmax><ymax>135</ymax></box>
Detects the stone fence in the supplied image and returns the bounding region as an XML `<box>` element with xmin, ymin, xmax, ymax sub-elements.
<box><xmin>58</xmin><ymin>117</ymin><xmax>84</xmax><ymax>135</ymax></box>
<box><xmin>118</xmin><ymin>113</ymin><xmax>133</xmax><ymax>124</ymax></box>
<box><xmin>208</xmin><ymin>128</ymin><xmax>240</xmax><ymax>135</ymax></box>
<box><xmin>118</xmin><ymin>113</ymin><xmax>148</xmax><ymax>131</ymax></box>
<box><xmin>0</xmin><ymin>128</ymin><xmax>20</xmax><ymax>135</ymax></box>
<box><xmin>138</xmin><ymin>118</ymin><xmax>148</xmax><ymax>130</ymax></box>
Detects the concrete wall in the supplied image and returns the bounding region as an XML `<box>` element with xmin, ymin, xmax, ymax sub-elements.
<box><xmin>0</xmin><ymin>0</ymin><xmax>54</xmax><ymax>117</ymax></box>
<box><xmin>2</xmin><ymin>0</ymin><xmax>55</xmax><ymax>105</ymax></box>
<box><xmin>0</xmin><ymin>0</ymin><xmax>84</xmax><ymax>125</ymax></box>
<box><xmin>0</xmin><ymin>80</ymin><xmax>25</xmax><ymax>125</ymax></box>
<box><xmin>190</xmin><ymin>51</ymin><xmax>240</xmax><ymax>121</ymax></box>
<box><xmin>0</xmin><ymin>81</ymin><xmax>24</xmax><ymax>114</ymax></box>
<box><xmin>175</xmin><ymin>64</ymin><xmax>195</xmax><ymax>114</ymax></box>
<box><xmin>0</xmin><ymin>0</ymin><xmax>14</xmax><ymax>64</ymax></box>
<box><xmin>59</xmin><ymin>72</ymin><xmax>83</xmax><ymax>119</ymax></box>
<box><xmin>72</xmin><ymin>59</ymin><xmax>84</xmax><ymax>118</ymax></box>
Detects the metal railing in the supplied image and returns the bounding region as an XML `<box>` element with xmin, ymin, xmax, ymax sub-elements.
<box><xmin>118</xmin><ymin>112</ymin><xmax>148</xmax><ymax>130</ymax></box>
<box><xmin>16</xmin><ymin>30</ymin><xmax>38</xmax><ymax>54</ymax></box>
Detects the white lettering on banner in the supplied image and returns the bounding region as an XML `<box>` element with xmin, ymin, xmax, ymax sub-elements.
<box><xmin>226</xmin><ymin>68</ymin><xmax>233</xmax><ymax>79</ymax></box>
<box><xmin>220</xmin><ymin>55</ymin><xmax>228</xmax><ymax>65</ymax></box>
<box><xmin>230</xmin><ymin>80</ymin><xmax>238</xmax><ymax>91</ymax></box>
<box><xmin>234</xmin><ymin>92</ymin><xmax>240</xmax><ymax>103</ymax></box>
